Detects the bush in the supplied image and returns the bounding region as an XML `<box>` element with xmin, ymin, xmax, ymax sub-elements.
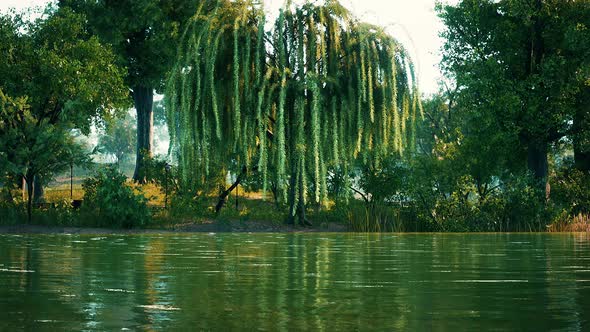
<box><xmin>405</xmin><ymin>166</ymin><xmax>549</xmax><ymax>232</ymax></box>
<box><xmin>82</xmin><ymin>167</ymin><xmax>150</xmax><ymax>228</ymax></box>
<box><xmin>552</xmin><ymin>168</ymin><xmax>590</xmax><ymax>216</ymax></box>
<box><xmin>0</xmin><ymin>201</ymin><xmax>23</xmax><ymax>225</ymax></box>
<box><xmin>500</xmin><ymin>175</ymin><xmax>547</xmax><ymax>231</ymax></box>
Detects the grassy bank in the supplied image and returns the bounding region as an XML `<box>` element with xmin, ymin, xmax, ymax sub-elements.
<box><xmin>0</xmin><ymin>181</ymin><xmax>348</xmax><ymax>232</ymax></box>
<box><xmin>2</xmin><ymin>177</ymin><xmax>589</xmax><ymax>233</ymax></box>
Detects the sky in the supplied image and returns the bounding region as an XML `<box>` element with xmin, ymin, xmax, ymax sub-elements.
<box><xmin>0</xmin><ymin>0</ymin><xmax>455</xmax><ymax>95</ymax></box>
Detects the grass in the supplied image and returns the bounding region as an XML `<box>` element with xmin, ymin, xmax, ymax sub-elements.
<box><xmin>548</xmin><ymin>213</ymin><xmax>590</xmax><ymax>232</ymax></box>
<box><xmin>35</xmin><ymin>179</ymin><xmax>164</xmax><ymax>207</ymax></box>
<box><xmin>339</xmin><ymin>202</ymin><xmax>419</xmax><ymax>232</ymax></box>
<box><xmin>1</xmin><ymin>163</ymin><xmax>296</xmax><ymax>228</ymax></box>
<box><xmin>3</xmin><ymin>171</ymin><xmax>589</xmax><ymax>233</ymax></box>
<box><xmin>151</xmin><ymin>190</ymin><xmax>287</xmax><ymax>228</ymax></box>
<box><xmin>44</xmin><ymin>184</ymin><xmax>85</xmax><ymax>202</ymax></box>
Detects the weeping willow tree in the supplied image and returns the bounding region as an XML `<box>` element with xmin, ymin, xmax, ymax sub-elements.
<box><xmin>166</xmin><ymin>0</ymin><xmax>422</xmax><ymax>225</ymax></box>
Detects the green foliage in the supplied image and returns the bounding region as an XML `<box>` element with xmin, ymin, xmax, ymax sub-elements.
<box><xmin>96</xmin><ymin>113</ymin><xmax>136</xmax><ymax>164</ymax></box>
<box><xmin>215</xmin><ymin>198</ymin><xmax>286</xmax><ymax>225</ymax></box>
<box><xmin>500</xmin><ymin>175</ymin><xmax>547</xmax><ymax>231</ymax></box>
<box><xmin>0</xmin><ymin>201</ymin><xmax>24</xmax><ymax>226</ymax></box>
<box><xmin>82</xmin><ymin>167</ymin><xmax>150</xmax><ymax>228</ymax></box>
<box><xmin>0</xmin><ymin>201</ymin><xmax>79</xmax><ymax>226</ymax></box>
<box><xmin>140</xmin><ymin>154</ymin><xmax>227</xmax><ymax>219</ymax></box>
<box><xmin>357</xmin><ymin>157</ymin><xmax>410</xmax><ymax>205</ymax></box>
<box><xmin>166</xmin><ymin>0</ymin><xmax>420</xmax><ymax>223</ymax></box>
<box><xmin>348</xmin><ymin>91</ymin><xmax>551</xmax><ymax>232</ymax></box>
<box><xmin>438</xmin><ymin>0</ymin><xmax>590</xmax><ymax>187</ymax></box>
<box><xmin>58</xmin><ymin>0</ymin><xmax>203</xmax><ymax>181</ymax></box>
<box><xmin>421</xmin><ymin>0</ymin><xmax>590</xmax><ymax>230</ymax></box>
<box><xmin>0</xmin><ymin>7</ymin><xmax>129</xmax><ymax>134</ymax></box>
<box><xmin>3</xmin><ymin>0</ymin><xmax>588</xmax><ymax>233</ymax></box>
<box><xmin>0</xmin><ymin>89</ymin><xmax>90</xmax><ymax>221</ymax></box>
<box><xmin>326</xmin><ymin>167</ymin><xmax>353</xmax><ymax>203</ymax></box>
<box><xmin>0</xmin><ymin>91</ymin><xmax>88</xmax><ymax>179</ymax></box>
<box><xmin>58</xmin><ymin>0</ymin><xmax>202</xmax><ymax>91</ymax></box>
<box><xmin>552</xmin><ymin>166</ymin><xmax>590</xmax><ymax>216</ymax></box>
<box><xmin>0</xmin><ymin>6</ymin><xmax>128</xmax><ymax>219</ymax></box>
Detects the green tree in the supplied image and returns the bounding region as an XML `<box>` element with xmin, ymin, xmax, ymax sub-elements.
<box><xmin>438</xmin><ymin>0</ymin><xmax>590</xmax><ymax>195</ymax></box>
<box><xmin>0</xmin><ymin>7</ymin><xmax>128</xmax><ymax>204</ymax></box>
<box><xmin>407</xmin><ymin>91</ymin><xmax>543</xmax><ymax>231</ymax></box>
<box><xmin>0</xmin><ymin>90</ymin><xmax>88</xmax><ymax>222</ymax></box>
<box><xmin>166</xmin><ymin>0</ymin><xmax>421</xmax><ymax>225</ymax></box>
<box><xmin>58</xmin><ymin>0</ymin><xmax>205</xmax><ymax>183</ymax></box>
<box><xmin>96</xmin><ymin>113</ymin><xmax>136</xmax><ymax>165</ymax></box>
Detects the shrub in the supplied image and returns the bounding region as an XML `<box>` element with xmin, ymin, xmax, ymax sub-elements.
<box><xmin>82</xmin><ymin>167</ymin><xmax>150</xmax><ymax>228</ymax></box>
<box><xmin>552</xmin><ymin>168</ymin><xmax>590</xmax><ymax>216</ymax></box>
<box><xmin>0</xmin><ymin>201</ymin><xmax>23</xmax><ymax>225</ymax></box>
<box><xmin>500</xmin><ymin>175</ymin><xmax>547</xmax><ymax>231</ymax></box>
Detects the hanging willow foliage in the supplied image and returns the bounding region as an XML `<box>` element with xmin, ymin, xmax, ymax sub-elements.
<box><xmin>166</xmin><ymin>0</ymin><xmax>422</xmax><ymax>223</ymax></box>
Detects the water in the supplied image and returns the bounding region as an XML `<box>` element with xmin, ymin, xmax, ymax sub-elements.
<box><xmin>1</xmin><ymin>233</ymin><xmax>589</xmax><ymax>331</ymax></box>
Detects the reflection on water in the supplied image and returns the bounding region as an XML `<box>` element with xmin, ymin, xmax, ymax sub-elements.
<box><xmin>1</xmin><ymin>233</ymin><xmax>590</xmax><ymax>331</ymax></box>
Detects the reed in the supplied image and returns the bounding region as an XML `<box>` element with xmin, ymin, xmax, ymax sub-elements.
<box><xmin>345</xmin><ymin>203</ymin><xmax>408</xmax><ymax>233</ymax></box>
<box><xmin>548</xmin><ymin>213</ymin><xmax>590</xmax><ymax>232</ymax></box>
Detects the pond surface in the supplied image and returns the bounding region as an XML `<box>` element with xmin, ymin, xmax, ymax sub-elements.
<box><xmin>1</xmin><ymin>233</ymin><xmax>590</xmax><ymax>331</ymax></box>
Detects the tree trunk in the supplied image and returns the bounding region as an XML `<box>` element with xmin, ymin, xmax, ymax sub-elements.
<box><xmin>286</xmin><ymin>171</ymin><xmax>298</xmax><ymax>225</ymax></box>
<box><xmin>270</xmin><ymin>181</ymin><xmax>281</xmax><ymax>209</ymax></box>
<box><xmin>132</xmin><ymin>86</ymin><xmax>154</xmax><ymax>183</ymax></box>
<box><xmin>527</xmin><ymin>143</ymin><xmax>548</xmax><ymax>179</ymax></box>
<box><xmin>26</xmin><ymin>177</ymin><xmax>33</xmax><ymax>224</ymax></box>
<box><xmin>574</xmin><ymin>142</ymin><xmax>590</xmax><ymax>173</ymax></box>
<box><xmin>215</xmin><ymin>166</ymin><xmax>248</xmax><ymax>215</ymax></box>
<box><xmin>296</xmin><ymin>172</ymin><xmax>311</xmax><ymax>226</ymax></box>
<box><xmin>527</xmin><ymin>142</ymin><xmax>549</xmax><ymax>198</ymax></box>
<box><xmin>285</xmin><ymin>167</ymin><xmax>311</xmax><ymax>226</ymax></box>
<box><xmin>33</xmin><ymin>176</ymin><xmax>45</xmax><ymax>204</ymax></box>
<box><xmin>523</xmin><ymin>0</ymin><xmax>549</xmax><ymax>200</ymax></box>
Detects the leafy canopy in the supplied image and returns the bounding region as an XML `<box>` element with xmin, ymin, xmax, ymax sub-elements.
<box><xmin>96</xmin><ymin>113</ymin><xmax>137</xmax><ymax>164</ymax></box>
<box><xmin>438</xmin><ymin>0</ymin><xmax>590</xmax><ymax>176</ymax></box>
<box><xmin>166</xmin><ymin>0</ymin><xmax>422</xmax><ymax>212</ymax></box>
<box><xmin>58</xmin><ymin>0</ymin><xmax>205</xmax><ymax>91</ymax></box>
<box><xmin>0</xmin><ymin>90</ymin><xmax>87</xmax><ymax>182</ymax></box>
<box><xmin>0</xmin><ymin>7</ymin><xmax>128</xmax><ymax>133</ymax></box>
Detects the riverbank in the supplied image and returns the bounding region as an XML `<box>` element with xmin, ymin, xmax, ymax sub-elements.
<box><xmin>0</xmin><ymin>219</ymin><xmax>349</xmax><ymax>234</ymax></box>
<box><xmin>2</xmin><ymin>220</ymin><xmax>590</xmax><ymax>234</ymax></box>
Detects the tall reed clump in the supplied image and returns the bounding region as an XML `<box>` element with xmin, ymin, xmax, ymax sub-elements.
<box><xmin>548</xmin><ymin>213</ymin><xmax>590</xmax><ymax>232</ymax></box>
<box><xmin>344</xmin><ymin>202</ymin><xmax>409</xmax><ymax>232</ymax></box>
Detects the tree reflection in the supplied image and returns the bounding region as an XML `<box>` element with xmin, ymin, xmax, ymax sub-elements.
<box><xmin>1</xmin><ymin>234</ymin><xmax>590</xmax><ymax>330</ymax></box>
